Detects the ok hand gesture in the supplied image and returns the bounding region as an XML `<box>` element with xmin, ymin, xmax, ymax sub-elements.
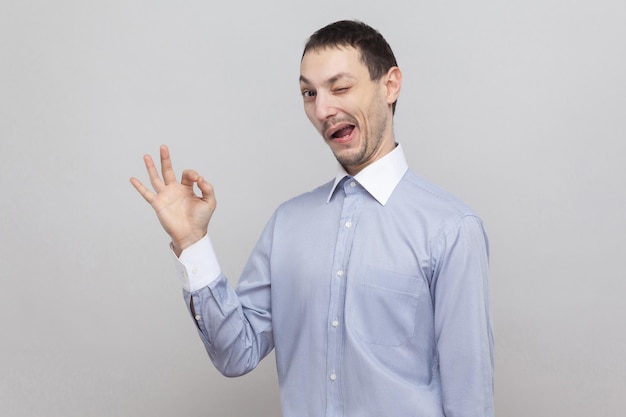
<box><xmin>130</xmin><ymin>145</ymin><xmax>216</xmax><ymax>256</ymax></box>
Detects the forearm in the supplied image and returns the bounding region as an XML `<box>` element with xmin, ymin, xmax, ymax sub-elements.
<box><xmin>173</xmin><ymin>231</ymin><xmax>275</xmax><ymax>377</ymax></box>
<box><xmin>184</xmin><ymin>278</ymin><xmax>273</xmax><ymax>377</ymax></box>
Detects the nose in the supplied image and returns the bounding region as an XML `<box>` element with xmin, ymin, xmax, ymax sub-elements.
<box><xmin>314</xmin><ymin>92</ymin><xmax>338</xmax><ymax>121</ymax></box>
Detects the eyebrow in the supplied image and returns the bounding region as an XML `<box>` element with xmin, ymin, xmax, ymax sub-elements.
<box><xmin>299</xmin><ymin>72</ymin><xmax>356</xmax><ymax>86</ymax></box>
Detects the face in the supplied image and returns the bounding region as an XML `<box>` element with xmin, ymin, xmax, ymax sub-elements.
<box><xmin>299</xmin><ymin>47</ymin><xmax>400</xmax><ymax>175</ymax></box>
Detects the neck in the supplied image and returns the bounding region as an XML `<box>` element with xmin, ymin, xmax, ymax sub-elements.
<box><xmin>343</xmin><ymin>137</ymin><xmax>397</xmax><ymax>176</ymax></box>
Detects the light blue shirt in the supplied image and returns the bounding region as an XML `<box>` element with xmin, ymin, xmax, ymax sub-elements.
<box><xmin>173</xmin><ymin>144</ymin><xmax>494</xmax><ymax>417</ymax></box>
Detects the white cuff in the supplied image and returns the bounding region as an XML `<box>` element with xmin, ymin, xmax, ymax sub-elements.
<box><xmin>170</xmin><ymin>235</ymin><xmax>221</xmax><ymax>292</ymax></box>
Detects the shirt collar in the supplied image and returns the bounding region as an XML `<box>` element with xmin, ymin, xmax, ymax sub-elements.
<box><xmin>327</xmin><ymin>143</ymin><xmax>409</xmax><ymax>206</ymax></box>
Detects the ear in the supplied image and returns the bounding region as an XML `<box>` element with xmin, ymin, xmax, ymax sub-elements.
<box><xmin>383</xmin><ymin>66</ymin><xmax>402</xmax><ymax>105</ymax></box>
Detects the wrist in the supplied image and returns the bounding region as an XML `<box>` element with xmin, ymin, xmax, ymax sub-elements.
<box><xmin>172</xmin><ymin>232</ymin><xmax>207</xmax><ymax>257</ymax></box>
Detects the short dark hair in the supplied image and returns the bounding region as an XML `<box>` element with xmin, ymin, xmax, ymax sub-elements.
<box><xmin>303</xmin><ymin>20</ymin><xmax>399</xmax><ymax>113</ymax></box>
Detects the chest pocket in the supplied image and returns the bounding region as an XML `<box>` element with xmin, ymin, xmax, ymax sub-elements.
<box><xmin>347</xmin><ymin>266</ymin><xmax>426</xmax><ymax>347</ymax></box>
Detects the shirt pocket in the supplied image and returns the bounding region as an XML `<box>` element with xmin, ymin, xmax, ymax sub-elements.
<box><xmin>347</xmin><ymin>266</ymin><xmax>426</xmax><ymax>347</ymax></box>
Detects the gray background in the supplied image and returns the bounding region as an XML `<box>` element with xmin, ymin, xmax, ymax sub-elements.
<box><xmin>1</xmin><ymin>0</ymin><xmax>625</xmax><ymax>416</ymax></box>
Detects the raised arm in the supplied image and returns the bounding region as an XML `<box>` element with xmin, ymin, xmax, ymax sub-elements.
<box><xmin>132</xmin><ymin>146</ymin><xmax>275</xmax><ymax>377</ymax></box>
<box><xmin>130</xmin><ymin>145</ymin><xmax>216</xmax><ymax>256</ymax></box>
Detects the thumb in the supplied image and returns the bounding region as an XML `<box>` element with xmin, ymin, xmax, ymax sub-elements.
<box><xmin>197</xmin><ymin>176</ymin><xmax>216</xmax><ymax>206</ymax></box>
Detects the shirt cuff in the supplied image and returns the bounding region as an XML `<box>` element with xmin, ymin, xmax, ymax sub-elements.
<box><xmin>170</xmin><ymin>235</ymin><xmax>221</xmax><ymax>293</ymax></box>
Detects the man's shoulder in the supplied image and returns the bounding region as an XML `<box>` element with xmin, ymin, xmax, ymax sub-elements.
<box><xmin>398</xmin><ymin>169</ymin><xmax>479</xmax><ymax>219</ymax></box>
<box><xmin>276</xmin><ymin>179</ymin><xmax>335</xmax><ymax>211</ymax></box>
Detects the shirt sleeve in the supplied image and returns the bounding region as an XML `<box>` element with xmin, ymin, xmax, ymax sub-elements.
<box><xmin>173</xmin><ymin>218</ymin><xmax>276</xmax><ymax>378</ymax></box>
<box><xmin>432</xmin><ymin>215</ymin><xmax>494</xmax><ymax>417</ymax></box>
<box><xmin>170</xmin><ymin>234</ymin><xmax>221</xmax><ymax>292</ymax></box>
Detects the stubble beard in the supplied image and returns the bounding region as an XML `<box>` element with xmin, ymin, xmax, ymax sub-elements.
<box><xmin>334</xmin><ymin>99</ymin><xmax>389</xmax><ymax>172</ymax></box>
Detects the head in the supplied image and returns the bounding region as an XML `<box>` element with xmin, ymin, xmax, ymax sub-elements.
<box><xmin>303</xmin><ymin>20</ymin><xmax>400</xmax><ymax>115</ymax></box>
<box><xmin>300</xmin><ymin>20</ymin><xmax>402</xmax><ymax>175</ymax></box>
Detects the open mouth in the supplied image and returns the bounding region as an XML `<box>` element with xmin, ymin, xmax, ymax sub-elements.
<box><xmin>331</xmin><ymin>125</ymin><xmax>355</xmax><ymax>139</ymax></box>
<box><xmin>327</xmin><ymin>123</ymin><xmax>356</xmax><ymax>142</ymax></box>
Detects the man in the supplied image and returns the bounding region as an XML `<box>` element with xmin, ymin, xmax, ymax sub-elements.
<box><xmin>131</xmin><ymin>20</ymin><xmax>494</xmax><ymax>417</ymax></box>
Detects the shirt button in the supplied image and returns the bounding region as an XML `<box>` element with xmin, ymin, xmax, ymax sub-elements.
<box><xmin>350</xmin><ymin>181</ymin><xmax>356</xmax><ymax>187</ymax></box>
<box><xmin>332</xmin><ymin>319</ymin><xmax>339</xmax><ymax>327</ymax></box>
<box><xmin>345</xmin><ymin>220</ymin><xmax>352</xmax><ymax>228</ymax></box>
<box><xmin>330</xmin><ymin>372</ymin><xmax>337</xmax><ymax>381</ymax></box>
<box><xmin>194</xmin><ymin>314</ymin><xmax>201</xmax><ymax>321</ymax></box>
<box><xmin>191</xmin><ymin>267</ymin><xmax>198</xmax><ymax>275</ymax></box>
<box><xmin>336</xmin><ymin>270</ymin><xmax>344</xmax><ymax>278</ymax></box>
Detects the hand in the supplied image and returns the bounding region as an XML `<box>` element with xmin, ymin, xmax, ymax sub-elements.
<box><xmin>130</xmin><ymin>145</ymin><xmax>216</xmax><ymax>256</ymax></box>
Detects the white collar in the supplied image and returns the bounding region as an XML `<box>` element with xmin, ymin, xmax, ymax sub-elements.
<box><xmin>327</xmin><ymin>143</ymin><xmax>408</xmax><ymax>206</ymax></box>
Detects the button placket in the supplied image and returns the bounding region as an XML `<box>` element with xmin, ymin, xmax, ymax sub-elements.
<box><xmin>325</xmin><ymin>177</ymin><xmax>362</xmax><ymax>415</ymax></box>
